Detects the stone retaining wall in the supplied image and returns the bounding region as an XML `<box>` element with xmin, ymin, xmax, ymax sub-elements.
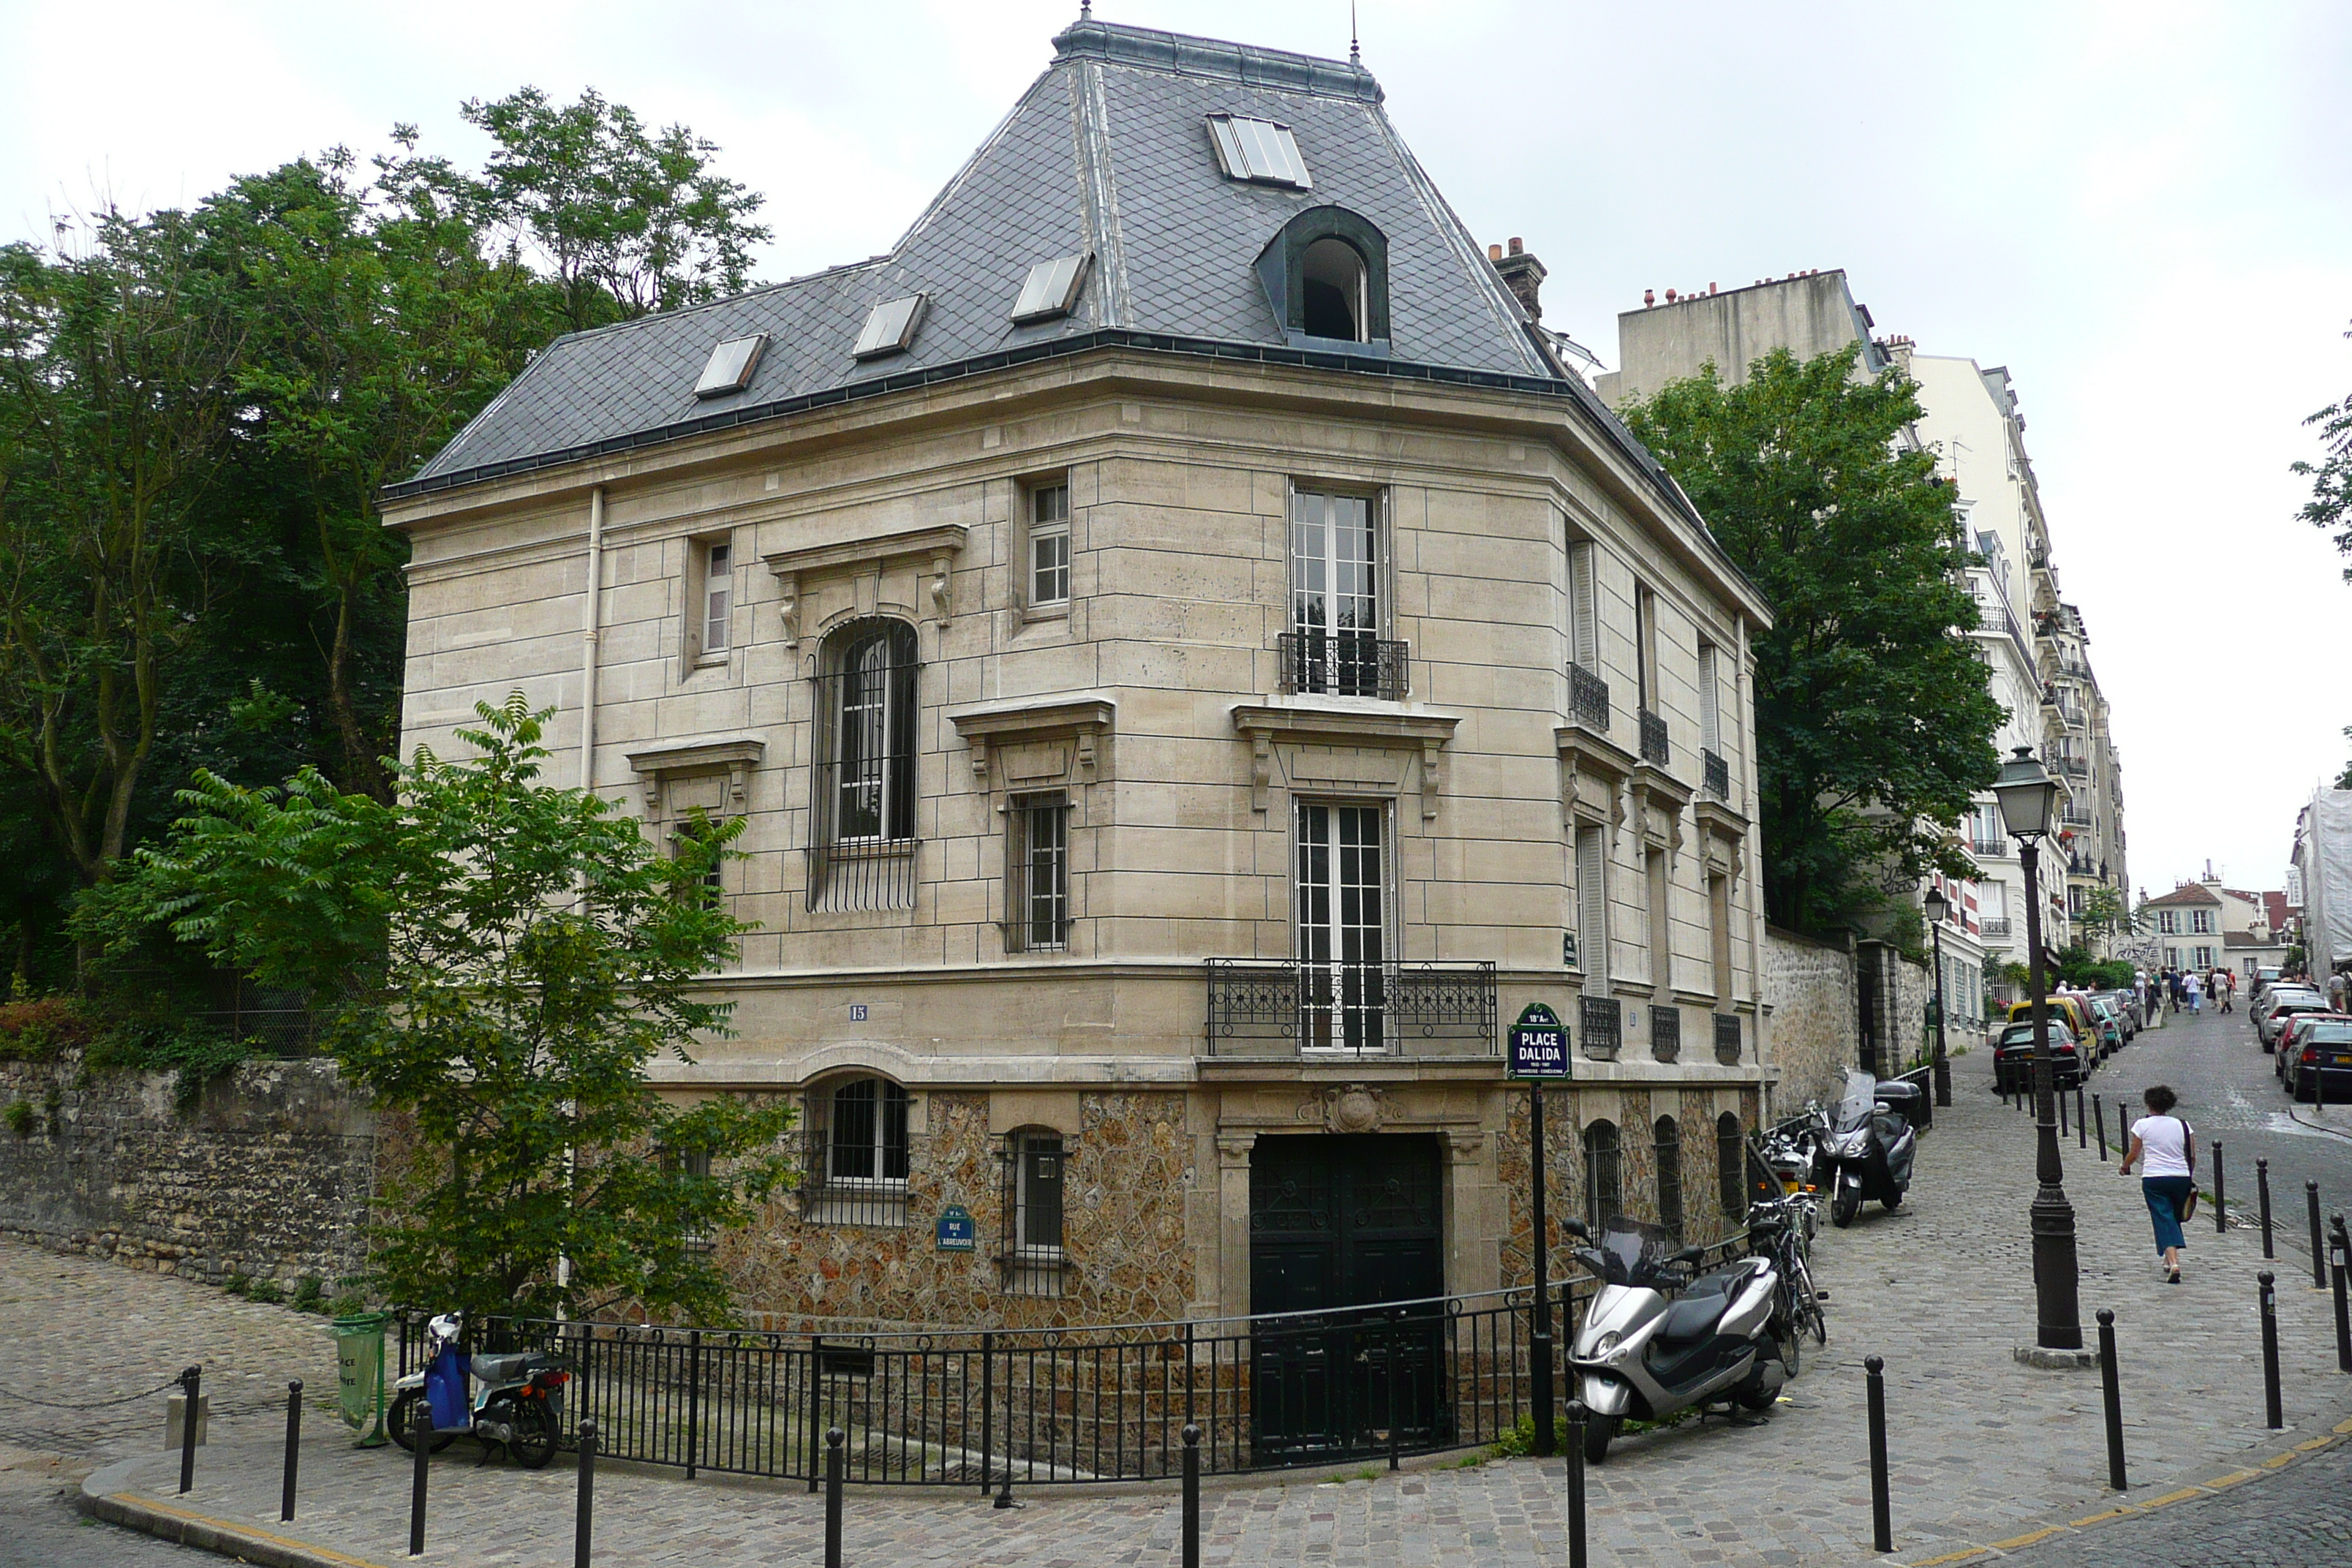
<box><xmin>0</xmin><ymin>1052</ymin><xmax>376</xmax><ymax>1292</ymax></box>
<box><xmin>1763</xmin><ymin>927</ymin><xmax>1858</xmax><ymax>1112</ymax></box>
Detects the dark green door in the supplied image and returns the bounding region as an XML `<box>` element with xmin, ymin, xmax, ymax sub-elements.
<box><xmin>1248</xmin><ymin>1134</ymin><xmax>1446</xmax><ymax>1461</ymax></box>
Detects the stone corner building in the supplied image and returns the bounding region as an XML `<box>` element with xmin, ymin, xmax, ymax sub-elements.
<box><xmin>385</xmin><ymin>19</ymin><xmax>1775</xmax><ymax>1333</ymax></box>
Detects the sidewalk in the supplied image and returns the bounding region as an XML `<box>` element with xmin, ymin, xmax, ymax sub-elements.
<box><xmin>29</xmin><ymin>1072</ymin><xmax>2352</xmax><ymax>1567</ymax></box>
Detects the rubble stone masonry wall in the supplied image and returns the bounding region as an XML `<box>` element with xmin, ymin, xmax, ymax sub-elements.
<box><xmin>0</xmin><ymin>1052</ymin><xmax>376</xmax><ymax>1290</ymax></box>
<box><xmin>1764</xmin><ymin>926</ymin><xmax>1858</xmax><ymax>1112</ymax></box>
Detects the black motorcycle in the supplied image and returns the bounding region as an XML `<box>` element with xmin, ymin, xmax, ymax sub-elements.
<box><xmin>1817</xmin><ymin>1070</ymin><xmax>1916</xmax><ymax>1228</ymax></box>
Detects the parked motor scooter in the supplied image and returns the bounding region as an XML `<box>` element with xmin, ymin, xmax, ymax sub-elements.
<box><xmin>1561</xmin><ymin>1216</ymin><xmax>1792</xmax><ymax>1464</ymax></box>
<box><xmin>388</xmin><ymin>1311</ymin><xmax>573</xmax><ymax>1469</ymax></box>
<box><xmin>1818</xmin><ymin>1069</ymin><xmax>1917</xmax><ymax>1228</ymax></box>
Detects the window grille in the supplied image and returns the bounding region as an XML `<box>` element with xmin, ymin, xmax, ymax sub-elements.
<box><xmin>1653</xmin><ymin>1117</ymin><xmax>1683</xmax><ymax>1240</ymax></box>
<box><xmin>1007</xmin><ymin>794</ymin><xmax>1071</xmax><ymax>952</ymax></box>
<box><xmin>1581</xmin><ymin>1120</ymin><xmax>1622</xmax><ymax>1229</ymax></box>
<box><xmin>1716</xmin><ymin>1112</ymin><xmax>1745</xmax><ymax>1219</ymax></box>
<box><xmin>802</xmin><ymin>1078</ymin><xmax>910</xmax><ymax>1228</ymax></box>
<box><xmin>1712</xmin><ymin>1011</ymin><xmax>1741</xmax><ymax>1065</ymax></box>
<box><xmin>657</xmin><ymin>1142</ymin><xmax>717</xmax><ymax>1252</ymax></box>
<box><xmin>999</xmin><ymin>1131</ymin><xmax>1067</xmax><ymax>1297</ymax></box>
<box><xmin>1637</xmin><ymin>707</ymin><xmax>1670</xmax><ymax>767</ymax></box>
<box><xmin>1028</xmin><ymin>483</ymin><xmax>1071</xmax><ymax>606</ymax></box>
<box><xmin>810</xmin><ymin>619</ymin><xmax>919</xmax><ymax>911</ymax></box>
<box><xmin>1649</xmin><ymin>1003</ymin><xmax>1681</xmax><ymax>1063</ymax></box>
<box><xmin>1580</xmin><ymin>994</ymin><xmax>1621</xmax><ymax>1058</ymax></box>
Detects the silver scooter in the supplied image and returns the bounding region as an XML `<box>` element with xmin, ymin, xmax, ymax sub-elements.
<box><xmin>1561</xmin><ymin>1217</ymin><xmax>1791</xmax><ymax>1463</ymax></box>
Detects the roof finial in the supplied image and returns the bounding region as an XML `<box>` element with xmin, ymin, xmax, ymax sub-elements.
<box><xmin>1349</xmin><ymin>1</ymin><xmax>1360</xmax><ymax>62</ymax></box>
<box><xmin>1081</xmin><ymin>0</ymin><xmax>1091</xmax><ymax>15</ymax></box>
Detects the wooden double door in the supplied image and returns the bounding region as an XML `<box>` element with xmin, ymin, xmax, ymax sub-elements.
<box><xmin>1248</xmin><ymin>1134</ymin><xmax>1447</xmax><ymax>1462</ymax></box>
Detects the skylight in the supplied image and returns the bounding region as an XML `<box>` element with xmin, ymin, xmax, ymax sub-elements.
<box><xmin>1206</xmin><ymin>114</ymin><xmax>1311</xmax><ymax>189</ymax></box>
<box><xmin>852</xmin><ymin>294</ymin><xmax>928</xmax><ymax>360</ymax></box>
<box><xmin>693</xmin><ymin>333</ymin><xmax>767</xmax><ymax>399</ymax></box>
<box><xmin>1011</xmin><ymin>254</ymin><xmax>1093</xmax><ymax>324</ymax></box>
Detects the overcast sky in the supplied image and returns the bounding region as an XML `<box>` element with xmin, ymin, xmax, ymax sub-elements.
<box><xmin>6</xmin><ymin>0</ymin><xmax>2348</xmax><ymax>900</ymax></box>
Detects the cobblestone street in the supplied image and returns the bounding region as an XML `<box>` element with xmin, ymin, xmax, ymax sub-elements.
<box><xmin>12</xmin><ymin>1020</ymin><xmax>2352</xmax><ymax>1567</ymax></box>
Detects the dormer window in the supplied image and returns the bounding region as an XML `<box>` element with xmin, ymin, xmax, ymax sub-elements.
<box><xmin>1255</xmin><ymin>208</ymin><xmax>1389</xmax><ymax>353</ymax></box>
<box><xmin>1301</xmin><ymin>238</ymin><xmax>1368</xmax><ymax>342</ymax></box>
<box><xmin>1205</xmin><ymin>114</ymin><xmax>1311</xmax><ymax>189</ymax></box>
<box><xmin>852</xmin><ymin>294</ymin><xmax>927</xmax><ymax>360</ymax></box>
<box><xmin>1012</xmin><ymin>254</ymin><xmax>1093</xmax><ymax>324</ymax></box>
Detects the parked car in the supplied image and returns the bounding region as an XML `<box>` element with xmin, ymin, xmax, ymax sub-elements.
<box><xmin>2084</xmin><ymin>997</ymin><xmax>2126</xmax><ymax>1056</ymax></box>
<box><xmin>2259</xmin><ymin>994</ymin><xmax>2334</xmax><ymax>1052</ymax></box>
<box><xmin>2252</xmin><ymin>984</ymin><xmax>2323</xmax><ymax>1033</ymax></box>
<box><xmin>2008</xmin><ymin>996</ymin><xmax>2101</xmax><ymax>1055</ymax></box>
<box><xmin>2103</xmin><ymin>989</ymin><xmax>2144</xmax><ymax>1037</ymax></box>
<box><xmin>2284</xmin><ymin>1016</ymin><xmax>2352</xmax><ymax>1102</ymax></box>
<box><xmin>1993</xmin><ymin>1019</ymin><xmax>2084</xmax><ymax>1093</ymax></box>
<box><xmin>2253</xmin><ymin>966</ymin><xmax>2285</xmax><ymax>1000</ymax></box>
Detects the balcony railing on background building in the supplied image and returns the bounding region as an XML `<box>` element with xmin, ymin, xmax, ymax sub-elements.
<box><xmin>1205</xmin><ymin>959</ymin><xmax>1496</xmax><ymax>1055</ymax></box>
<box><xmin>1971</xmin><ymin>837</ymin><xmax>2007</xmax><ymax>858</ymax></box>
<box><xmin>1637</xmin><ymin>709</ymin><xmax>1670</xmax><ymax>766</ymax></box>
<box><xmin>1980</xmin><ymin>918</ymin><xmax>2012</xmax><ymax>938</ymax></box>
<box><xmin>1701</xmin><ymin>748</ymin><xmax>1730</xmax><ymax>802</ymax></box>
<box><xmin>1568</xmin><ymin>663</ymin><xmax>1610</xmax><ymax>731</ymax></box>
<box><xmin>1278</xmin><ymin>630</ymin><xmax>1409</xmax><ymax>701</ymax></box>
<box><xmin>2062</xmin><ymin>807</ymin><xmax>2094</xmax><ymax>829</ymax></box>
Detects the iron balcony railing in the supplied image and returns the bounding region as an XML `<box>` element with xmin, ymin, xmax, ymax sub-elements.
<box><xmin>1980</xmin><ymin>918</ymin><xmax>2013</xmax><ymax>938</ymax></box>
<box><xmin>1278</xmin><ymin>630</ymin><xmax>1409</xmax><ymax>701</ymax></box>
<box><xmin>2062</xmin><ymin>807</ymin><xmax>2095</xmax><ymax>829</ymax></box>
<box><xmin>1971</xmin><ymin>837</ymin><xmax>2007</xmax><ymax>858</ymax></box>
<box><xmin>2054</xmin><ymin>758</ymin><xmax>2089</xmax><ymax>780</ymax></box>
<box><xmin>1701</xmin><ymin>748</ymin><xmax>1730</xmax><ymax>802</ymax></box>
<box><xmin>1567</xmin><ymin>662</ymin><xmax>1609</xmax><ymax>731</ymax></box>
<box><xmin>1637</xmin><ymin>708</ymin><xmax>1669</xmax><ymax>766</ymax></box>
<box><xmin>1204</xmin><ymin>959</ymin><xmax>1498</xmax><ymax>1055</ymax></box>
<box><xmin>1650</xmin><ymin>1005</ymin><xmax>1681</xmax><ymax>1063</ymax></box>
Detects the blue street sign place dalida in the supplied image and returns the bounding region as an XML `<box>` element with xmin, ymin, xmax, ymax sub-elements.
<box><xmin>1507</xmin><ymin>1002</ymin><xmax>1570</xmax><ymax>1079</ymax></box>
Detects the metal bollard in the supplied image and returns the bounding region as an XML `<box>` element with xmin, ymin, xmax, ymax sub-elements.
<box><xmin>2215</xmin><ymin>1142</ymin><xmax>2228</xmax><ymax>1235</ymax></box>
<box><xmin>2076</xmin><ymin>1086</ymin><xmax>2087</xmax><ymax>1149</ymax></box>
<box><xmin>2096</xmin><ymin>1311</ymin><xmax>2126</xmax><ymax>1490</ymax></box>
<box><xmin>1181</xmin><ymin>1422</ymin><xmax>1201</xmax><ymax>1568</ymax></box>
<box><xmin>2332</xmin><ymin>1216</ymin><xmax>2352</xmax><ymax>1374</ymax></box>
<box><xmin>281</xmin><ymin>1379</ymin><xmax>302</xmax><ymax>1523</ymax></box>
<box><xmin>410</xmin><ymin>1379</ymin><xmax>429</xmax><ymax>1557</ymax></box>
<box><xmin>2094</xmin><ymin>1094</ymin><xmax>2108</xmax><ymax>1161</ymax></box>
<box><xmin>2260</xmin><ymin>1272</ymin><xmax>2284</xmax><ymax>1430</ymax></box>
<box><xmin>575</xmin><ymin>1419</ymin><xmax>597</xmax><ymax>1568</ymax></box>
<box><xmin>824</xmin><ymin>1428</ymin><xmax>845</xmax><ymax>1568</ymax></box>
<box><xmin>1865</xmin><ymin>1356</ymin><xmax>1893</xmax><ymax>1553</ymax></box>
<box><xmin>2259</xmin><ymin>1158</ymin><xmax>2274</xmax><ymax>1259</ymax></box>
<box><xmin>1564</xmin><ymin>1398</ymin><xmax>1588</xmax><ymax>1568</ymax></box>
<box><xmin>2060</xmin><ymin>1089</ymin><xmax>2070</xmax><ymax>1139</ymax></box>
<box><xmin>2311</xmin><ymin>1182</ymin><xmax>2328</xmax><ymax>1291</ymax></box>
<box><xmin>177</xmin><ymin>1365</ymin><xmax>200</xmax><ymax>1496</ymax></box>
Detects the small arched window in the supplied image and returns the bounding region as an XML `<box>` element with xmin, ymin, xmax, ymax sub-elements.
<box><xmin>1654</xmin><ymin>1116</ymin><xmax>1683</xmax><ymax>1240</ymax></box>
<box><xmin>1581</xmin><ymin>1119</ymin><xmax>1622</xmax><ymax>1230</ymax></box>
<box><xmin>1716</xmin><ymin>1112</ymin><xmax>1746</xmax><ymax>1221</ymax></box>
<box><xmin>804</xmin><ymin>1074</ymin><xmax>911</xmax><ymax>1228</ymax></box>
<box><xmin>812</xmin><ymin>618</ymin><xmax>919</xmax><ymax>910</ymax></box>
<box><xmin>1256</xmin><ymin>207</ymin><xmax>1390</xmax><ymax>352</ymax></box>
<box><xmin>1300</xmin><ymin>238</ymin><xmax>1368</xmax><ymax>342</ymax></box>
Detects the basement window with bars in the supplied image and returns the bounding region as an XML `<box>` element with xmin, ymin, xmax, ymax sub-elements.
<box><xmin>810</xmin><ymin>619</ymin><xmax>919</xmax><ymax>911</ymax></box>
<box><xmin>999</xmin><ymin>1130</ymin><xmax>1068</xmax><ymax>1297</ymax></box>
<box><xmin>1005</xmin><ymin>792</ymin><xmax>1071</xmax><ymax>952</ymax></box>
<box><xmin>803</xmin><ymin>1077</ymin><xmax>911</xmax><ymax>1227</ymax></box>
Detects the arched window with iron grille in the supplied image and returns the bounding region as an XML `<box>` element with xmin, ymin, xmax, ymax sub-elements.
<box><xmin>1653</xmin><ymin>1115</ymin><xmax>1683</xmax><ymax>1240</ymax></box>
<box><xmin>1716</xmin><ymin>1111</ymin><xmax>1746</xmax><ymax>1221</ymax></box>
<box><xmin>811</xmin><ymin>618</ymin><xmax>919</xmax><ymax>909</ymax></box>
<box><xmin>1581</xmin><ymin>1119</ymin><xmax>1621</xmax><ymax>1229</ymax></box>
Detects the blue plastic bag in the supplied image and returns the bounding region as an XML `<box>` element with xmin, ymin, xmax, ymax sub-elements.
<box><xmin>423</xmin><ymin>1346</ymin><xmax>472</xmax><ymax>1432</ymax></box>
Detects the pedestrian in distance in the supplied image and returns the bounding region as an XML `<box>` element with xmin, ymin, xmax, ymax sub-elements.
<box><xmin>2185</xmin><ymin>971</ymin><xmax>2203</xmax><ymax>1014</ymax></box>
<box><xmin>2215</xmin><ymin>969</ymin><xmax>2234</xmax><ymax>1014</ymax></box>
<box><xmin>2119</xmin><ymin>1084</ymin><xmax>2196</xmax><ymax>1284</ymax></box>
<box><xmin>2330</xmin><ymin>970</ymin><xmax>2348</xmax><ymax>1014</ymax></box>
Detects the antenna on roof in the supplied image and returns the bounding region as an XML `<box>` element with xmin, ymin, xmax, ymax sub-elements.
<box><xmin>1350</xmin><ymin>0</ymin><xmax>1360</xmax><ymax>62</ymax></box>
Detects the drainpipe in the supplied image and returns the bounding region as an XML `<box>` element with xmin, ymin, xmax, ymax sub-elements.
<box><xmin>579</xmin><ymin>485</ymin><xmax>606</xmax><ymax>794</ymax></box>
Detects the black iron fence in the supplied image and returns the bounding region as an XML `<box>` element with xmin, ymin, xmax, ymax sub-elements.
<box><xmin>392</xmin><ymin>1270</ymin><xmax>1776</xmax><ymax>1486</ymax></box>
<box><xmin>1637</xmin><ymin>708</ymin><xmax>1670</xmax><ymax>766</ymax></box>
<box><xmin>1701</xmin><ymin>747</ymin><xmax>1730</xmax><ymax>802</ymax></box>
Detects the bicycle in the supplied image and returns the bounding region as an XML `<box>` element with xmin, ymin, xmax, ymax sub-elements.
<box><xmin>1745</xmin><ymin>1193</ymin><xmax>1828</xmax><ymax>1362</ymax></box>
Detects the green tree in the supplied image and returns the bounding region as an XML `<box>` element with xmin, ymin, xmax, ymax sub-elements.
<box><xmin>1620</xmin><ymin>345</ymin><xmax>2003</xmax><ymax>933</ymax></box>
<box><xmin>103</xmin><ymin>696</ymin><xmax>791</xmax><ymax>1320</ymax></box>
<box><xmin>2078</xmin><ymin>883</ymin><xmax>2127</xmax><ymax>942</ymax></box>
<box><xmin>2293</xmin><ymin>320</ymin><xmax>2352</xmax><ymax>580</ymax></box>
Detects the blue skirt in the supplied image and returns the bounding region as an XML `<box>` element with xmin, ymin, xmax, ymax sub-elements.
<box><xmin>2143</xmin><ymin>1175</ymin><xmax>2194</xmax><ymax>1255</ymax></box>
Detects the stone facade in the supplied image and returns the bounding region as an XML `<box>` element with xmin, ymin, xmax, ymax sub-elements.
<box><xmin>0</xmin><ymin>1054</ymin><xmax>375</xmax><ymax>1291</ymax></box>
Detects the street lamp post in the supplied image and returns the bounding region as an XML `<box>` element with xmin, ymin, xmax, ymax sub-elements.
<box><xmin>1993</xmin><ymin>746</ymin><xmax>2082</xmax><ymax>1354</ymax></box>
<box><xmin>1923</xmin><ymin>886</ymin><xmax>1952</xmax><ymax>1108</ymax></box>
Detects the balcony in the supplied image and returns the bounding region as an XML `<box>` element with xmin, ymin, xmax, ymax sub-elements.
<box><xmin>1568</xmin><ymin>662</ymin><xmax>1610</xmax><ymax>732</ymax></box>
<box><xmin>1980</xmin><ymin>917</ymin><xmax>2013</xmax><ymax>938</ymax></box>
<box><xmin>1279</xmin><ymin>630</ymin><xmax>1409</xmax><ymax>701</ymax></box>
<box><xmin>1638</xmin><ymin>708</ymin><xmax>1670</xmax><ymax>767</ymax></box>
<box><xmin>1971</xmin><ymin>837</ymin><xmax>2008</xmax><ymax>858</ymax></box>
<box><xmin>2062</xmin><ymin>806</ymin><xmax>2094</xmax><ymax>829</ymax></box>
<box><xmin>1204</xmin><ymin>959</ymin><xmax>1497</xmax><ymax>1058</ymax></box>
<box><xmin>1702</xmin><ymin>747</ymin><xmax>1731</xmax><ymax>802</ymax></box>
<box><xmin>2054</xmin><ymin>758</ymin><xmax>2089</xmax><ymax>781</ymax></box>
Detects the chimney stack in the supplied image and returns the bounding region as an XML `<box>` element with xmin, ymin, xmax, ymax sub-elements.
<box><xmin>1491</xmin><ymin>236</ymin><xmax>1546</xmax><ymax>321</ymax></box>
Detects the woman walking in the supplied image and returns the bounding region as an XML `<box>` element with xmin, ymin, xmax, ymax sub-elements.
<box><xmin>2119</xmin><ymin>1085</ymin><xmax>2196</xmax><ymax>1284</ymax></box>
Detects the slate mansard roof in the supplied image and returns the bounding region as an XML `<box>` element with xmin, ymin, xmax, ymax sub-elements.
<box><xmin>391</xmin><ymin>19</ymin><xmax>1619</xmax><ymax>500</ymax></box>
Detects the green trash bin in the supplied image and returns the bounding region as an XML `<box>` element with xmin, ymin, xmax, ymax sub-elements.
<box><xmin>328</xmin><ymin>1311</ymin><xmax>391</xmax><ymax>1447</ymax></box>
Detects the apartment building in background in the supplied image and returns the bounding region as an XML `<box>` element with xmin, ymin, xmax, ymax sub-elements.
<box><xmin>384</xmin><ymin>20</ymin><xmax>1777</xmax><ymax>1360</ymax></box>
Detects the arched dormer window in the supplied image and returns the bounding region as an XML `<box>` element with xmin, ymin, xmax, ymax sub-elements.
<box><xmin>811</xmin><ymin>617</ymin><xmax>919</xmax><ymax>911</ymax></box>
<box><xmin>1256</xmin><ymin>207</ymin><xmax>1390</xmax><ymax>355</ymax></box>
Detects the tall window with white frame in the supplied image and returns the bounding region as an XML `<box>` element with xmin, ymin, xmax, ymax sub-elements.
<box><xmin>1007</xmin><ymin>791</ymin><xmax>1070</xmax><ymax>952</ymax></box>
<box><xmin>811</xmin><ymin>619</ymin><xmax>919</xmax><ymax>911</ymax></box>
<box><xmin>1289</xmin><ymin>489</ymin><xmax>1385</xmax><ymax>697</ymax></box>
<box><xmin>1297</xmin><ymin>800</ymin><xmax>1387</xmax><ymax>1051</ymax></box>
<box><xmin>701</xmin><ymin>540</ymin><xmax>732</xmax><ymax>656</ymax></box>
<box><xmin>1028</xmin><ymin>480</ymin><xmax>1071</xmax><ymax>609</ymax></box>
<box><xmin>1001</xmin><ymin>1130</ymin><xmax>1066</xmax><ymax>1297</ymax></box>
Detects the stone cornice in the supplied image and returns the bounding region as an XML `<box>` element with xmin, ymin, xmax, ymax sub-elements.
<box><xmin>623</xmin><ymin>734</ymin><xmax>765</xmax><ymax>812</ymax></box>
<box><xmin>764</xmin><ymin>524</ymin><xmax>966</xmax><ymax>643</ymax></box>
<box><xmin>949</xmin><ymin>695</ymin><xmax>1116</xmax><ymax>791</ymax></box>
<box><xmin>1232</xmin><ymin>699</ymin><xmax>1461</xmax><ymax>819</ymax></box>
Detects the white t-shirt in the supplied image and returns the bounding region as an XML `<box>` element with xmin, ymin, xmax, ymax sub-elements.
<box><xmin>2132</xmin><ymin>1115</ymin><xmax>2193</xmax><ymax>1177</ymax></box>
